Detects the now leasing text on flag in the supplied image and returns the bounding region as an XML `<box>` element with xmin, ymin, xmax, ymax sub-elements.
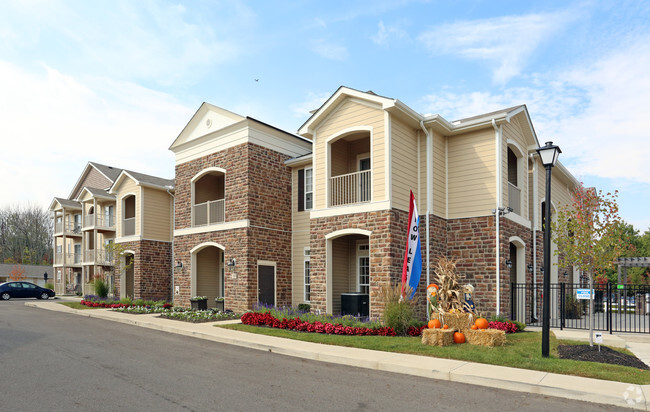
<box><xmin>401</xmin><ymin>191</ymin><xmax>422</xmax><ymax>299</ymax></box>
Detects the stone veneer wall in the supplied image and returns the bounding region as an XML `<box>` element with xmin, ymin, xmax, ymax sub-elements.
<box><xmin>114</xmin><ymin>240</ymin><xmax>172</xmax><ymax>301</ymax></box>
<box><xmin>173</xmin><ymin>142</ymin><xmax>292</xmax><ymax>312</ymax></box>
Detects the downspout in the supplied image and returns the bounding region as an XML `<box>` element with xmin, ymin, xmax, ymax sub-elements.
<box><xmin>530</xmin><ymin>153</ymin><xmax>538</xmax><ymax>319</ymax></box>
<box><xmin>419</xmin><ymin>120</ymin><xmax>432</xmax><ymax>319</ymax></box>
<box><xmin>492</xmin><ymin>119</ymin><xmax>501</xmax><ymax>316</ymax></box>
<box><xmin>166</xmin><ymin>186</ymin><xmax>175</xmax><ymax>303</ymax></box>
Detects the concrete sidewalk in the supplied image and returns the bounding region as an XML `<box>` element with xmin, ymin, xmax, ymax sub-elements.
<box><xmin>26</xmin><ymin>300</ymin><xmax>650</xmax><ymax>410</ymax></box>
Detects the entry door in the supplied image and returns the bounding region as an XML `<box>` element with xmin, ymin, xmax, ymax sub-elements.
<box><xmin>258</xmin><ymin>265</ymin><xmax>275</xmax><ymax>307</ymax></box>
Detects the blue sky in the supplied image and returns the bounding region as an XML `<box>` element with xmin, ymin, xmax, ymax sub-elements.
<box><xmin>1</xmin><ymin>1</ymin><xmax>649</xmax><ymax>231</ymax></box>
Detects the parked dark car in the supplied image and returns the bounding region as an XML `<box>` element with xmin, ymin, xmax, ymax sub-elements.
<box><xmin>0</xmin><ymin>281</ymin><xmax>55</xmax><ymax>300</ymax></box>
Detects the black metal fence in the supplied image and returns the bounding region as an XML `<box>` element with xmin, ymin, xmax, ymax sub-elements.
<box><xmin>511</xmin><ymin>282</ymin><xmax>650</xmax><ymax>333</ymax></box>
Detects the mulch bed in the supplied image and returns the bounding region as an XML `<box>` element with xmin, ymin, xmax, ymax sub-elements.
<box><xmin>558</xmin><ymin>344</ymin><xmax>649</xmax><ymax>370</ymax></box>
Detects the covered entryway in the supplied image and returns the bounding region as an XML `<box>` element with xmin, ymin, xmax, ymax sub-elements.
<box><xmin>258</xmin><ymin>262</ymin><xmax>275</xmax><ymax>307</ymax></box>
<box><xmin>123</xmin><ymin>253</ymin><xmax>134</xmax><ymax>299</ymax></box>
<box><xmin>191</xmin><ymin>243</ymin><xmax>224</xmax><ymax>309</ymax></box>
<box><xmin>325</xmin><ymin>229</ymin><xmax>372</xmax><ymax>315</ymax></box>
<box><xmin>508</xmin><ymin>237</ymin><xmax>526</xmax><ymax>323</ymax></box>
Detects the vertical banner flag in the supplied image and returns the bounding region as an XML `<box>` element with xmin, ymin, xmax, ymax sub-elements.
<box><xmin>401</xmin><ymin>191</ymin><xmax>422</xmax><ymax>299</ymax></box>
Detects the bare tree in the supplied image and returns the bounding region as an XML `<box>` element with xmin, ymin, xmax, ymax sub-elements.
<box><xmin>0</xmin><ymin>204</ymin><xmax>53</xmax><ymax>264</ymax></box>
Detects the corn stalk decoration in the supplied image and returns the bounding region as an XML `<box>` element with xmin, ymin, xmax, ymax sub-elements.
<box><xmin>432</xmin><ymin>257</ymin><xmax>466</xmax><ymax>314</ymax></box>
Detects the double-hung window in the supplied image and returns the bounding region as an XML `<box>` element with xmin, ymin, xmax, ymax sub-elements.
<box><xmin>304</xmin><ymin>247</ymin><xmax>310</xmax><ymax>302</ymax></box>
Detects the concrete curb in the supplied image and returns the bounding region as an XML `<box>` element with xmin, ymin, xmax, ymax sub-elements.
<box><xmin>25</xmin><ymin>301</ymin><xmax>650</xmax><ymax>410</ymax></box>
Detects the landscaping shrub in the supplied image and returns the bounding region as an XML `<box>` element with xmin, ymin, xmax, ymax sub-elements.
<box><xmin>565</xmin><ymin>294</ymin><xmax>583</xmax><ymax>319</ymax></box>
<box><xmin>297</xmin><ymin>303</ymin><xmax>311</xmax><ymax>312</ymax></box>
<box><xmin>44</xmin><ymin>282</ymin><xmax>54</xmax><ymax>290</ymax></box>
<box><xmin>94</xmin><ymin>278</ymin><xmax>109</xmax><ymax>298</ymax></box>
<box><xmin>380</xmin><ymin>284</ymin><xmax>418</xmax><ymax>336</ymax></box>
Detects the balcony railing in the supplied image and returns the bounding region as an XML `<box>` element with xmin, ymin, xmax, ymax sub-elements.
<box><xmin>84</xmin><ymin>214</ymin><xmax>95</xmax><ymax>228</ymax></box>
<box><xmin>59</xmin><ymin>252</ymin><xmax>81</xmax><ymax>265</ymax></box>
<box><xmin>330</xmin><ymin>169</ymin><xmax>371</xmax><ymax>207</ymax></box>
<box><xmin>83</xmin><ymin>249</ymin><xmax>114</xmax><ymax>265</ymax></box>
<box><xmin>123</xmin><ymin>217</ymin><xmax>135</xmax><ymax>236</ymax></box>
<box><xmin>84</xmin><ymin>214</ymin><xmax>115</xmax><ymax>229</ymax></box>
<box><xmin>508</xmin><ymin>182</ymin><xmax>521</xmax><ymax>215</ymax></box>
<box><xmin>193</xmin><ymin>199</ymin><xmax>225</xmax><ymax>226</ymax></box>
<box><xmin>55</xmin><ymin>223</ymin><xmax>81</xmax><ymax>235</ymax></box>
<box><xmin>55</xmin><ymin>252</ymin><xmax>63</xmax><ymax>265</ymax></box>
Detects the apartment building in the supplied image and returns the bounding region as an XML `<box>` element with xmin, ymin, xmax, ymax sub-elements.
<box><xmin>50</xmin><ymin>162</ymin><xmax>174</xmax><ymax>300</ymax></box>
<box><xmin>52</xmin><ymin>86</ymin><xmax>578</xmax><ymax>320</ymax></box>
<box><xmin>168</xmin><ymin>87</ymin><xmax>578</xmax><ymax>319</ymax></box>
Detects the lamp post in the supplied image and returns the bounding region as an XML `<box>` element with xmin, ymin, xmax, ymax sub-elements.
<box><xmin>536</xmin><ymin>141</ymin><xmax>561</xmax><ymax>358</ymax></box>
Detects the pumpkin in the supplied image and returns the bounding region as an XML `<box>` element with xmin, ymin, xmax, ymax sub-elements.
<box><xmin>428</xmin><ymin>319</ymin><xmax>441</xmax><ymax>329</ymax></box>
<box><xmin>443</xmin><ymin>324</ymin><xmax>449</xmax><ymax>329</ymax></box>
<box><xmin>475</xmin><ymin>318</ymin><xmax>489</xmax><ymax>330</ymax></box>
<box><xmin>471</xmin><ymin>324</ymin><xmax>478</xmax><ymax>330</ymax></box>
<box><xmin>453</xmin><ymin>331</ymin><xmax>466</xmax><ymax>344</ymax></box>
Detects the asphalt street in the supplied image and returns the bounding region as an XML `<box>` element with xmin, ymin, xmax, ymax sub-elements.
<box><xmin>0</xmin><ymin>300</ymin><xmax>627</xmax><ymax>411</ymax></box>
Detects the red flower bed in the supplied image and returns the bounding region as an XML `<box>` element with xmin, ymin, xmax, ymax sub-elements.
<box><xmin>488</xmin><ymin>320</ymin><xmax>518</xmax><ymax>333</ymax></box>
<box><xmin>241</xmin><ymin>312</ymin><xmax>397</xmax><ymax>336</ymax></box>
<box><xmin>407</xmin><ymin>325</ymin><xmax>427</xmax><ymax>336</ymax></box>
<box><xmin>80</xmin><ymin>300</ymin><xmax>133</xmax><ymax>309</ymax></box>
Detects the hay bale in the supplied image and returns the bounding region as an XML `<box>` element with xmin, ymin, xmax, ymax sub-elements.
<box><xmin>421</xmin><ymin>328</ymin><xmax>455</xmax><ymax>346</ymax></box>
<box><xmin>465</xmin><ymin>329</ymin><xmax>506</xmax><ymax>347</ymax></box>
<box><xmin>431</xmin><ymin>312</ymin><xmax>474</xmax><ymax>332</ymax></box>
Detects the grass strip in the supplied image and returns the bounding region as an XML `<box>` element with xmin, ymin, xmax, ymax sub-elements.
<box><xmin>219</xmin><ymin>323</ymin><xmax>650</xmax><ymax>385</ymax></box>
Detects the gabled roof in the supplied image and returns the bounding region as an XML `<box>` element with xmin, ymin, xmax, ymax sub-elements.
<box><xmin>49</xmin><ymin>197</ymin><xmax>81</xmax><ymax>211</ymax></box>
<box><xmin>297</xmin><ymin>86</ymin><xmax>421</xmax><ymax>138</ymax></box>
<box><xmin>109</xmin><ymin>169</ymin><xmax>174</xmax><ymax>194</ymax></box>
<box><xmin>67</xmin><ymin>162</ymin><xmax>123</xmax><ymax>200</ymax></box>
<box><xmin>76</xmin><ymin>187</ymin><xmax>116</xmax><ymax>202</ymax></box>
<box><xmin>169</xmin><ymin>102</ymin><xmax>245</xmax><ymax>151</ymax></box>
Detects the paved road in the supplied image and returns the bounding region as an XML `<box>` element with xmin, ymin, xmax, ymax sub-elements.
<box><xmin>0</xmin><ymin>300</ymin><xmax>626</xmax><ymax>411</ymax></box>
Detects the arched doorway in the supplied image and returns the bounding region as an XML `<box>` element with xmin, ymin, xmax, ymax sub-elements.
<box><xmin>191</xmin><ymin>243</ymin><xmax>224</xmax><ymax>308</ymax></box>
<box><xmin>509</xmin><ymin>237</ymin><xmax>526</xmax><ymax>323</ymax></box>
<box><xmin>325</xmin><ymin>229</ymin><xmax>372</xmax><ymax>315</ymax></box>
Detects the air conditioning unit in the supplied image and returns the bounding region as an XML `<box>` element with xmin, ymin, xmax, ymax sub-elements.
<box><xmin>341</xmin><ymin>293</ymin><xmax>369</xmax><ymax>317</ymax></box>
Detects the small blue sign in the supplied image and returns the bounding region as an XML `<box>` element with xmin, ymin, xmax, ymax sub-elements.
<box><xmin>576</xmin><ymin>289</ymin><xmax>592</xmax><ymax>300</ymax></box>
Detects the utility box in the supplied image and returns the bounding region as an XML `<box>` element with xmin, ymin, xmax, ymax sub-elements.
<box><xmin>341</xmin><ymin>293</ymin><xmax>369</xmax><ymax>317</ymax></box>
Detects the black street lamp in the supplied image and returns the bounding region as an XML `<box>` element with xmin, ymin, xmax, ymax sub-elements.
<box><xmin>536</xmin><ymin>141</ymin><xmax>561</xmax><ymax>358</ymax></box>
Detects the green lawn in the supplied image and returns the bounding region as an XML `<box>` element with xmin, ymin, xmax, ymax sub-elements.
<box><xmin>219</xmin><ymin>324</ymin><xmax>650</xmax><ymax>385</ymax></box>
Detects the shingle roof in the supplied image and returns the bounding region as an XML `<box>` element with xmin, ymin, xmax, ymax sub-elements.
<box><xmin>124</xmin><ymin>170</ymin><xmax>174</xmax><ymax>189</ymax></box>
<box><xmin>89</xmin><ymin>162</ymin><xmax>124</xmax><ymax>182</ymax></box>
<box><xmin>83</xmin><ymin>187</ymin><xmax>116</xmax><ymax>199</ymax></box>
<box><xmin>0</xmin><ymin>264</ymin><xmax>53</xmax><ymax>278</ymax></box>
<box><xmin>53</xmin><ymin>197</ymin><xmax>81</xmax><ymax>209</ymax></box>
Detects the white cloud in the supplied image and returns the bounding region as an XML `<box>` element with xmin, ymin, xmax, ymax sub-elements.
<box><xmin>290</xmin><ymin>91</ymin><xmax>330</xmax><ymax>120</ymax></box>
<box><xmin>418</xmin><ymin>12</ymin><xmax>573</xmax><ymax>84</ymax></box>
<box><xmin>310</xmin><ymin>39</ymin><xmax>348</xmax><ymax>61</ymax></box>
<box><xmin>0</xmin><ymin>60</ymin><xmax>192</xmax><ymax>209</ymax></box>
<box><xmin>371</xmin><ymin>21</ymin><xmax>408</xmax><ymax>45</ymax></box>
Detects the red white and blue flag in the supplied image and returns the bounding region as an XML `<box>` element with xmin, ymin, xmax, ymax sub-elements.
<box><xmin>401</xmin><ymin>191</ymin><xmax>422</xmax><ymax>299</ymax></box>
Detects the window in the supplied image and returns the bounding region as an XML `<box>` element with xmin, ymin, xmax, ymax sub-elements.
<box><xmin>358</xmin><ymin>243</ymin><xmax>369</xmax><ymax>294</ymax></box>
<box><xmin>304</xmin><ymin>168</ymin><xmax>313</xmax><ymax>210</ymax></box>
<box><xmin>304</xmin><ymin>248</ymin><xmax>310</xmax><ymax>302</ymax></box>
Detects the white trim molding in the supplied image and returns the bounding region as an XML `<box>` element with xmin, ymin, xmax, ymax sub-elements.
<box><xmin>174</xmin><ymin>220</ymin><xmax>249</xmax><ymax>237</ymax></box>
<box><xmin>310</xmin><ymin>200</ymin><xmax>391</xmax><ymax>219</ymax></box>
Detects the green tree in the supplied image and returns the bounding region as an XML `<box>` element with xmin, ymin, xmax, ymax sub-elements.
<box><xmin>552</xmin><ymin>185</ymin><xmax>628</xmax><ymax>345</ymax></box>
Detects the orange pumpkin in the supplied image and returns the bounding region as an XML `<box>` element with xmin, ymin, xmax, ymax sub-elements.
<box><xmin>475</xmin><ymin>318</ymin><xmax>489</xmax><ymax>330</ymax></box>
<box><xmin>443</xmin><ymin>324</ymin><xmax>449</xmax><ymax>329</ymax></box>
<box><xmin>453</xmin><ymin>332</ymin><xmax>466</xmax><ymax>344</ymax></box>
<box><xmin>428</xmin><ymin>319</ymin><xmax>441</xmax><ymax>329</ymax></box>
<box><xmin>471</xmin><ymin>324</ymin><xmax>478</xmax><ymax>330</ymax></box>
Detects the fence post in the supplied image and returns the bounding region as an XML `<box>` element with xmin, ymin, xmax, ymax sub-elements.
<box><xmin>560</xmin><ymin>282</ymin><xmax>566</xmax><ymax>330</ymax></box>
<box><xmin>510</xmin><ymin>282</ymin><xmax>516</xmax><ymax>321</ymax></box>
<box><xmin>608</xmin><ymin>282</ymin><xmax>613</xmax><ymax>334</ymax></box>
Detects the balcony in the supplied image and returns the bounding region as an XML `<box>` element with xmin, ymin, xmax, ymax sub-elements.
<box><xmin>508</xmin><ymin>182</ymin><xmax>521</xmax><ymax>215</ymax></box>
<box><xmin>54</xmin><ymin>222</ymin><xmax>82</xmax><ymax>236</ymax></box>
<box><xmin>330</xmin><ymin>170</ymin><xmax>371</xmax><ymax>207</ymax></box>
<box><xmin>123</xmin><ymin>217</ymin><xmax>135</xmax><ymax>236</ymax></box>
<box><xmin>84</xmin><ymin>249</ymin><xmax>114</xmax><ymax>266</ymax></box>
<box><xmin>193</xmin><ymin>199</ymin><xmax>225</xmax><ymax>226</ymax></box>
<box><xmin>83</xmin><ymin>214</ymin><xmax>115</xmax><ymax>231</ymax></box>
<box><xmin>55</xmin><ymin>252</ymin><xmax>81</xmax><ymax>266</ymax></box>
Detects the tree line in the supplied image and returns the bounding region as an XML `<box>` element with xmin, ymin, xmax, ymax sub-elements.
<box><xmin>0</xmin><ymin>205</ymin><xmax>53</xmax><ymax>265</ymax></box>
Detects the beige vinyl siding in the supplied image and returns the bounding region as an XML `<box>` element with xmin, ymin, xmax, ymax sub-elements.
<box><xmin>313</xmin><ymin>99</ymin><xmax>385</xmax><ymax>209</ymax></box>
<box><xmin>291</xmin><ymin>167</ymin><xmax>311</xmax><ymax>305</ymax></box>
<box><xmin>447</xmin><ymin>129</ymin><xmax>496</xmax><ymax>218</ymax></box>
<box><xmin>114</xmin><ymin>178</ymin><xmax>141</xmax><ymax>237</ymax></box>
<box><xmin>433</xmin><ymin>131</ymin><xmax>447</xmax><ymax>217</ymax></box>
<box><xmin>535</xmin><ymin>160</ymin><xmax>575</xmax><ymax>227</ymax></box>
<box><xmin>142</xmin><ymin>187</ymin><xmax>172</xmax><ymax>241</ymax></box>
<box><xmin>391</xmin><ymin>117</ymin><xmax>418</xmax><ymax>212</ymax></box>
<box><xmin>502</xmin><ymin>118</ymin><xmax>529</xmax><ymax>220</ymax></box>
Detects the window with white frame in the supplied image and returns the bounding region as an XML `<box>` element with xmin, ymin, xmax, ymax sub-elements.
<box><xmin>358</xmin><ymin>243</ymin><xmax>369</xmax><ymax>294</ymax></box>
<box><xmin>304</xmin><ymin>247</ymin><xmax>310</xmax><ymax>302</ymax></box>
<box><xmin>304</xmin><ymin>168</ymin><xmax>313</xmax><ymax>210</ymax></box>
